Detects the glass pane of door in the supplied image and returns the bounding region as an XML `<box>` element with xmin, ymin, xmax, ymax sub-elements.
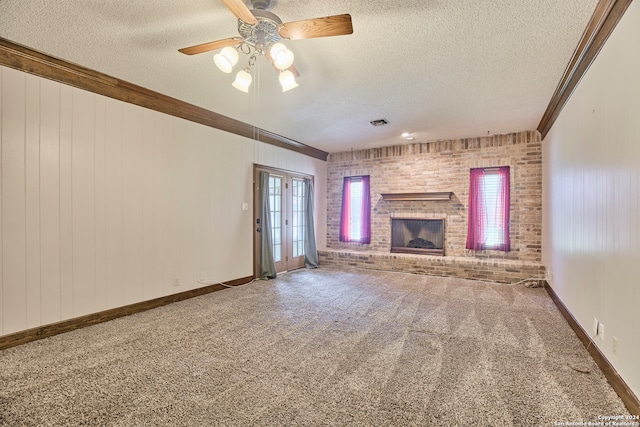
<box><xmin>291</xmin><ymin>178</ymin><xmax>306</xmax><ymax>258</ymax></box>
<box><xmin>269</xmin><ymin>175</ymin><xmax>283</xmax><ymax>263</ymax></box>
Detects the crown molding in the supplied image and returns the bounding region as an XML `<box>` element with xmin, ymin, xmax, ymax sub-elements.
<box><xmin>537</xmin><ymin>0</ymin><xmax>633</xmax><ymax>139</ymax></box>
<box><xmin>0</xmin><ymin>37</ymin><xmax>328</xmax><ymax>161</ymax></box>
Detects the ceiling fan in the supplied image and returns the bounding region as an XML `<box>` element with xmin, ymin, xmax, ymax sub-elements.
<box><xmin>178</xmin><ymin>0</ymin><xmax>353</xmax><ymax>92</ymax></box>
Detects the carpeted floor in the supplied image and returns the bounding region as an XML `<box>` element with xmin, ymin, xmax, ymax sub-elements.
<box><xmin>0</xmin><ymin>268</ymin><xmax>630</xmax><ymax>426</ymax></box>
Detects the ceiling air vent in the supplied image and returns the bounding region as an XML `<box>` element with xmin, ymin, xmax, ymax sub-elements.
<box><xmin>370</xmin><ymin>118</ymin><xmax>389</xmax><ymax>127</ymax></box>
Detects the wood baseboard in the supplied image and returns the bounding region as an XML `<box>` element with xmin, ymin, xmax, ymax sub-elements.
<box><xmin>544</xmin><ymin>282</ymin><xmax>640</xmax><ymax>416</ymax></box>
<box><xmin>0</xmin><ymin>276</ymin><xmax>254</xmax><ymax>351</ymax></box>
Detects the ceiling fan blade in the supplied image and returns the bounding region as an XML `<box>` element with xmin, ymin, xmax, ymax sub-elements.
<box><xmin>265</xmin><ymin>52</ymin><xmax>301</xmax><ymax>78</ymax></box>
<box><xmin>221</xmin><ymin>0</ymin><xmax>257</xmax><ymax>25</ymax></box>
<box><xmin>279</xmin><ymin>14</ymin><xmax>353</xmax><ymax>40</ymax></box>
<box><xmin>178</xmin><ymin>37</ymin><xmax>242</xmax><ymax>55</ymax></box>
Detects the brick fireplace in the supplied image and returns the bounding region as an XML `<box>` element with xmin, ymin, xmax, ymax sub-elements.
<box><xmin>320</xmin><ymin>130</ymin><xmax>544</xmax><ymax>283</ymax></box>
<box><xmin>390</xmin><ymin>218</ymin><xmax>444</xmax><ymax>256</ymax></box>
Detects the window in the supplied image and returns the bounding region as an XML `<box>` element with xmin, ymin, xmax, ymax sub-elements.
<box><xmin>339</xmin><ymin>176</ymin><xmax>371</xmax><ymax>244</ymax></box>
<box><xmin>466</xmin><ymin>167</ymin><xmax>511</xmax><ymax>251</ymax></box>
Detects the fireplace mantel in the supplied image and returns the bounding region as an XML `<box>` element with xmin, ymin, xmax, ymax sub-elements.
<box><xmin>380</xmin><ymin>192</ymin><xmax>453</xmax><ymax>201</ymax></box>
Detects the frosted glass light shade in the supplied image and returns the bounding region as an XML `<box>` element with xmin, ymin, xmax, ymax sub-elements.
<box><xmin>214</xmin><ymin>47</ymin><xmax>239</xmax><ymax>73</ymax></box>
<box><xmin>279</xmin><ymin>70</ymin><xmax>298</xmax><ymax>92</ymax></box>
<box><xmin>270</xmin><ymin>43</ymin><xmax>294</xmax><ymax>71</ymax></box>
<box><xmin>232</xmin><ymin>69</ymin><xmax>252</xmax><ymax>93</ymax></box>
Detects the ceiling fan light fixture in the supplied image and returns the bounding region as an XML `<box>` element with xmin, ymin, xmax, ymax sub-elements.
<box><xmin>270</xmin><ymin>43</ymin><xmax>294</xmax><ymax>70</ymax></box>
<box><xmin>232</xmin><ymin>69</ymin><xmax>252</xmax><ymax>92</ymax></box>
<box><xmin>279</xmin><ymin>70</ymin><xmax>298</xmax><ymax>92</ymax></box>
<box><xmin>214</xmin><ymin>46</ymin><xmax>239</xmax><ymax>73</ymax></box>
<box><xmin>180</xmin><ymin>3</ymin><xmax>354</xmax><ymax>94</ymax></box>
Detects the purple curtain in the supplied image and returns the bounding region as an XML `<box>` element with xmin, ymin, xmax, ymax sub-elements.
<box><xmin>339</xmin><ymin>178</ymin><xmax>351</xmax><ymax>242</ymax></box>
<box><xmin>360</xmin><ymin>176</ymin><xmax>371</xmax><ymax>244</ymax></box>
<box><xmin>466</xmin><ymin>168</ymin><xmax>486</xmax><ymax>250</ymax></box>
<box><xmin>339</xmin><ymin>176</ymin><xmax>371</xmax><ymax>244</ymax></box>
<box><xmin>466</xmin><ymin>167</ymin><xmax>510</xmax><ymax>251</ymax></box>
<box><xmin>497</xmin><ymin>166</ymin><xmax>511</xmax><ymax>251</ymax></box>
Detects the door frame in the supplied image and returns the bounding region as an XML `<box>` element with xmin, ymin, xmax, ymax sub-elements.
<box><xmin>253</xmin><ymin>164</ymin><xmax>314</xmax><ymax>278</ymax></box>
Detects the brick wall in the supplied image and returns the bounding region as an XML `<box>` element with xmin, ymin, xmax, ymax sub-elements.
<box><xmin>325</xmin><ymin>130</ymin><xmax>542</xmax><ymax>264</ymax></box>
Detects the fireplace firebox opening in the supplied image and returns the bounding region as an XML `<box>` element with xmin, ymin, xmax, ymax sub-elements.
<box><xmin>390</xmin><ymin>218</ymin><xmax>444</xmax><ymax>256</ymax></box>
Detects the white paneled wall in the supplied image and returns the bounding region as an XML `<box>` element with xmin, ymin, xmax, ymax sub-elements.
<box><xmin>0</xmin><ymin>65</ymin><xmax>327</xmax><ymax>336</ymax></box>
<box><xmin>543</xmin><ymin>1</ymin><xmax>640</xmax><ymax>398</ymax></box>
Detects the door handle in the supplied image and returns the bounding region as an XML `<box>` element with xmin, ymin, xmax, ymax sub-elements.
<box><xmin>256</xmin><ymin>228</ymin><xmax>261</xmax><ymax>233</ymax></box>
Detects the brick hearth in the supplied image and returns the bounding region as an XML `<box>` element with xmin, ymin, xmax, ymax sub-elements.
<box><xmin>318</xmin><ymin>249</ymin><xmax>544</xmax><ymax>284</ymax></box>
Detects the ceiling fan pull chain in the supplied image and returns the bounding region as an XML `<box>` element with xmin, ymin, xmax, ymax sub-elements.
<box><xmin>248</xmin><ymin>53</ymin><xmax>257</xmax><ymax>68</ymax></box>
<box><xmin>240</xmin><ymin>43</ymin><xmax>251</xmax><ymax>55</ymax></box>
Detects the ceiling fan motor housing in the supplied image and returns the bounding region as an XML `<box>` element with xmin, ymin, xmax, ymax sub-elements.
<box><xmin>251</xmin><ymin>0</ymin><xmax>271</xmax><ymax>11</ymax></box>
<box><xmin>239</xmin><ymin>9</ymin><xmax>283</xmax><ymax>48</ymax></box>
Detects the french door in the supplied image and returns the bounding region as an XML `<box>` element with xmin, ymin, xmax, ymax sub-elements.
<box><xmin>253</xmin><ymin>166</ymin><xmax>312</xmax><ymax>276</ymax></box>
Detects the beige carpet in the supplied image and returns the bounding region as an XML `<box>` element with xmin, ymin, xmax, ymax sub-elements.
<box><xmin>0</xmin><ymin>267</ymin><xmax>630</xmax><ymax>426</ymax></box>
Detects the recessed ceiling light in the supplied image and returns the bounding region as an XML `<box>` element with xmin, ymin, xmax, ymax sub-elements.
<box><xmin>401</xmin><ymin>132</ymin><xmax>415</xmax><ymax>141</ymax></box>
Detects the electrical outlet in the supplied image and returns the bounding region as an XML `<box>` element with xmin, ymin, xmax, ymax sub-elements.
<box><xmin>593</xmin><ymin>318</ymin><xmax>599</xmax><ymax>336</ymax></box>
<box><xmin>173</xmin><ymin>277</ymin><xmax>180</xmax><ymax>287</ymax></box>
<box><xmin>612</xmin><ymin>337</ymin><xmax>619</xmax><ymax>356</ymax></box>
<box><xmin>597</xmin><ymin>322</ymin><xmax>604</xmax><ymax>341</ymax></box>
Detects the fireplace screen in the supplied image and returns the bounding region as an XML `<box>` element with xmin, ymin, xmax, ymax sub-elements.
<box><xmin>391</xmin><ymin>218</ymin><xmax>444</xmax><ymax>255</ymax></box>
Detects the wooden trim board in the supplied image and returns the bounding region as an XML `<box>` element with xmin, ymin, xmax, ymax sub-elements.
<box><xmin>0</xmin><ymin>37</ymin><xmax>328</xmax><ymax>161</ymax></box>
<box><xmin>381</xmin><ymin>192</ymin><xmax>453</xmax><ymax>201</ymax></box>
<box><xmin>544</xmin><ymin>282</ymin><xmax>640</xmax><ymax>416</ymax></box>
<box><xmin>537</xmin><ymin>0</ymin><xmax>633</xmax><ymax>138</ymax></box>
<box><xmin>0</xmin><ymin>275</ymin><xmax>254</xmax><ymax>351</ymax></box>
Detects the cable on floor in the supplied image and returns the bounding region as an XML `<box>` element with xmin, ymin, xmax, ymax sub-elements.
<box><xmin>568</xmin><ymin>329</ymin><xmax>597</xmax><ymax>374</ymax></box>
<box><xmin>196</xmin><ymin>278</ymin><xmax>261</xmax><ymax>288</ymax></box>
<box><xmin>509</xmin><ymin>277</ymin><xmax>547</xmax><ymax>287</ymax></box>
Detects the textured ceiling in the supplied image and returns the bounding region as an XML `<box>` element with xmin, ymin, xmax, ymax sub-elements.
<box><xmin>0</xmin><ymin>0</ymin><xmax>598</xmax><ymax>153</ymax></box>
